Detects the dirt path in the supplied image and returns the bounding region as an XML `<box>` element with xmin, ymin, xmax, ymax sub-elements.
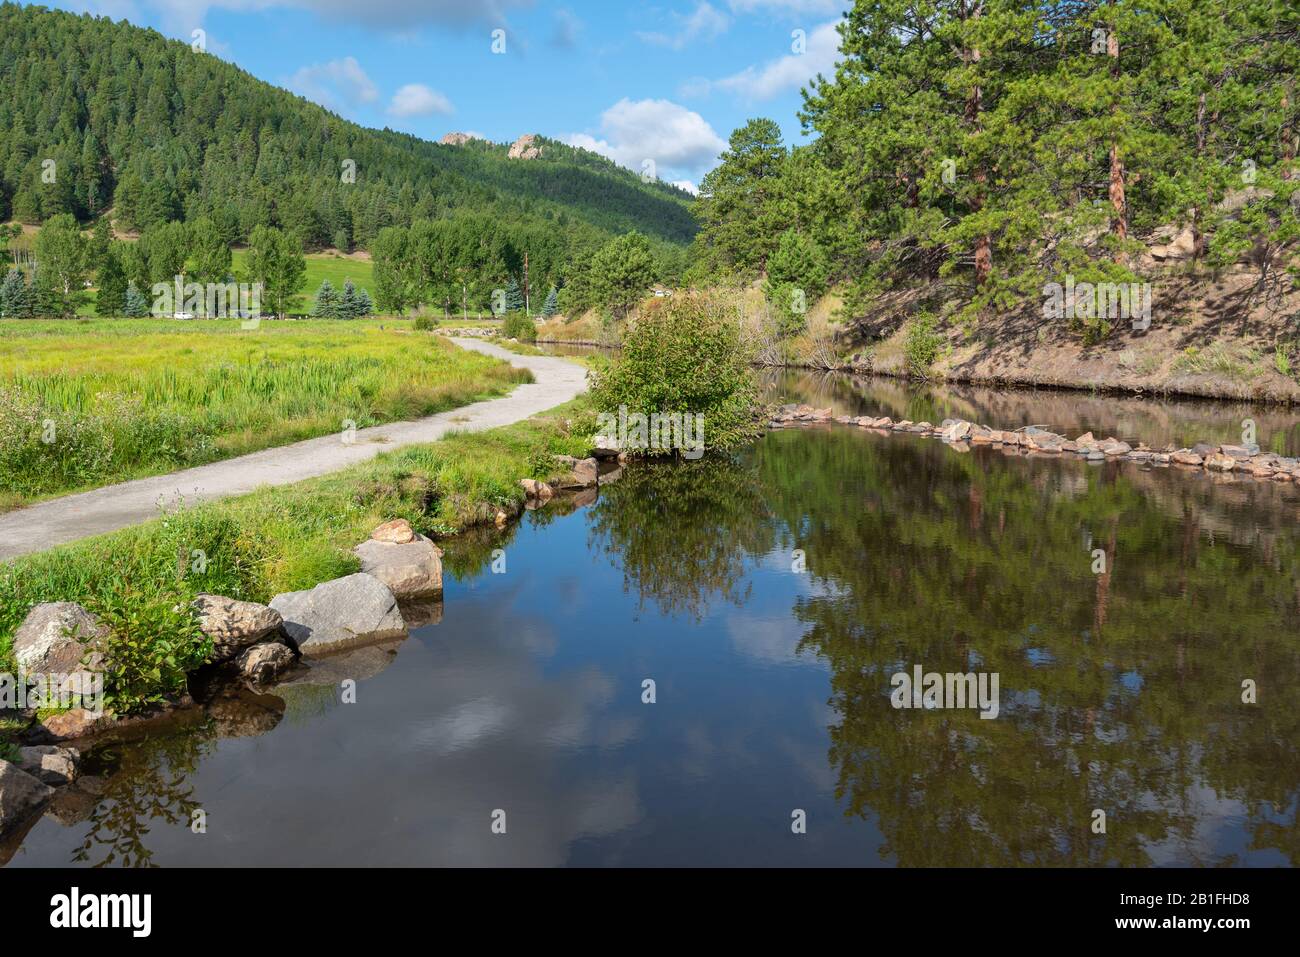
<box><xmin>0</xmin><ymin>340</ymin><xmax>587</xmax><ymax>563</ymax></box>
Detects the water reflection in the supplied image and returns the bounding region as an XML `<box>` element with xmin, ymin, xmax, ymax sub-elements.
<box><xmin>5</xmin><ymin>373</ymin><xmax>1298</xmax><ymax>866</ymax></box>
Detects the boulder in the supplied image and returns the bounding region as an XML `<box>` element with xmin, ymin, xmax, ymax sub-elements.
<box><xmin>270</xmin><ymin>573</ymin><xmax>407</xmax><ymax>656</ymax></box>
<box><xmin>12</xmin><ymin>603</ymin><xmax>106</xmax><ymax>684</ymax></box>
<box><xmin>1171</xmin><ymin>449</ymin><xmax>1204</xmax><ymax>466</ymax></box>
<box><xmin>0</xmin><ymin>761</ymin><xmax>54</xmax><ymax>833</ymax></box>
<box><xmin>590</xmin><ymin>447</ymin><xmax>621</xmax><ymax>461</ymax></box>
<box><xmin>370</xmin><ymin>518</ymin><xmax>416</xmax><ymax>544</ymax></box>
<box><xmin>353</xmin><ymin>535</ymin><xmax>444</xmax><ymax>599</ymax></box>
<box><xmin>1219</xmin><ymin>444</ymin><xmax>1254</xmax><ymax>459</ymax></box>
<box><xmin>191</xmin><ymin>595</ymin><xmax>283</xmax><ymax>661</ymax></box>
<box><xmin>554</xmin><ymin>455</ymin><xmax>599</xmax><ymax>489</ymax></box>
<box><xmin>1204</xmin><ymin>452</ymin><xmax>1236</xmax><ymax>471</ymax></box>
<box><xmin>16</xmin><ymin>746</ymin><xmax>79</xmax><ymax>786</ymax></box>
<box><xmin>235</xmin><ymin>642</ymin><xmax>296</xmax><ymax>684</ymax></box>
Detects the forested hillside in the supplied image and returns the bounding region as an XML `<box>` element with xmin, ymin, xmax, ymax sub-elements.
<box><xmin>0</xmin><ymin>3</ymin><xmax>695</xmax><ymax>253</ymax></box>
<box><xmin>691</xmin><ymin>0</ymin><xmax>1299</xmax><ymax>346</ymax></box>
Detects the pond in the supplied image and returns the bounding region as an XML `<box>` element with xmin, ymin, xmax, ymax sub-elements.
<box><xmin>4</xmin><ymin>365</ymin><xmax>1298</xmax><ymax>866</ymax></box>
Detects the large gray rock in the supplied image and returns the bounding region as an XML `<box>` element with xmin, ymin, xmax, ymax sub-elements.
<box><xmin>17</xmin><ymin>746</ymin><xmax>79</xmax><ymax>786</ymax></box>
<box><xmin>269</xmin><ymin>574</ymin><xmax>407</xmax><ymax>656</ymax></box>
<box><xmin>0</xmin><ymin>761</ymin><xmax>54</xmax><ymax>833</ymax></box>
<box><xmin>13</xmin><ymin>602</ymin><xmax>106</xmax><ymax>678</ymax></box>
<box><xmin>191</xmin><ymin>595</ymin><xmax>283</xmax><ymax>661</ymax></box>
<box><xmin>352</xmin><ymin>536</ymin><xmax>444</xmax><ymax>599</ymax></box>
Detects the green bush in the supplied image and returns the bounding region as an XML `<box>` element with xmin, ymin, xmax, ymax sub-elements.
<box><xmin>413</xmin><ymin>315</ymin><xmax>436</xmax><ymax>331</ymax></box>
<box><xmin>588</xmin><ymin>293</ymin><xmax>763</xmax><ymax>455</ymax></box>
<box><xmin>500</xmin><ymin>312</ymin><xmax>537</xmax><ymax>342</ymax></box>
<box><xmin>89</xmin><ymin>583</ymin><xmax>212</xmax><ymax>715</ymax></box>
<box><xmin>903</xmin><ymin>312</ymin><xmax>944</xmax><ymax>378</ymax></box>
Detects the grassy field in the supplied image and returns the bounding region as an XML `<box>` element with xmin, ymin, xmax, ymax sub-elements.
<box><xmin>230</xmin><ymin>249</ymin><xmax>376</xmax><ymax>313</ymax></box>
<box><xmin>0</xmin><ymin>318</ymin><xmax>530</xmax><ymax>509</ymax></box>
<box><xmin>0</xmin><ymin>399</ymin><xmax>596</xmax><ymax>714</ymax></box>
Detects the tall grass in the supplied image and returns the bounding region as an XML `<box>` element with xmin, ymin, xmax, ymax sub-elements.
<box><xmin>0</xmin><ymin>319</ymin><xmax>530</xmax><ymax>506</ymax></box>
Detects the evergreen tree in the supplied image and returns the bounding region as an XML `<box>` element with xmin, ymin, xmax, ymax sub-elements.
<box><xmin>123</xmin><ymin>281</ymin><xmax>150</xmax><ymax>318</ymax></box>
<box><xmin>542</xmin><ymin>286</ymin><xmax>559</xmax><ymax>316</ymax></box>
<box><xmin>337</xmin><ymin>278</ymin><xmax>361</xmax><ymax>319</ymax></box>
<box><xmin>312</xmin><ymin>279</ymin><xmax>339</xmax><ymax>318</ymax></box>
<box><xmin>95</xmin><ymin>244</ymin><xmax>129</xmax><ymax>316</ymax></box>
<box><xmin>589</xmin><ymin>231</ymin><xmax>657</xmax><ymax>319</ymax></box>
<box><xmin>503</xmin><ymin>275</ymin><xmax>525</xmax><ymax>312</ymax></box>
<box><xmin>356</xmin><ymin>287</ymin><xmax>374</xmax><ymax>317</ymax></box>
<box><xmin>0</xmin><ymin>268</ymin><xmax>28</xmax><ymax>318</ymax></box>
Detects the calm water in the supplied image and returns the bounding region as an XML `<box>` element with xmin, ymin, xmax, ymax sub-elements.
<box><xmin>5</xmin><ymin>369</ymin><xmax>1299</xmax><ymax>867</ymax></box>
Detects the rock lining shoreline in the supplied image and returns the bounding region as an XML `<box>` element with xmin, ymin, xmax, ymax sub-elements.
<box><xmin>769</xmin><ymin>404</ymin><xmax>1300</xmax><ymax>482</ymax></box>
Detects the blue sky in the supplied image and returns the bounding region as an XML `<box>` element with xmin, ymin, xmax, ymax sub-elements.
<box><xmin>42</xmin><ymin>0</ymin><xmax>847</xmax><ymax>191</ymax></box>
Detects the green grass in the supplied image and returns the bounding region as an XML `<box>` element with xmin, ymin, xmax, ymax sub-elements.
<box><xmin>230</xmin><ymin>249</ymin><xmax>376</xmax><ymax>313</ymax></box>
<box><xmin>0</xmin><ymin>318</ymin><xmax>530</xmax><ymax>508</ymax></box>
<box><xmin>0</xmin><ymin>400</ymin><xmax>598</xmax><ymax>710</ymax></box>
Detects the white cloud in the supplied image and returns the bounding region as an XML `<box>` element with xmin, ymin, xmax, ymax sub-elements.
<box><xmin>91</xmin><ymin>0</ymin><xmax>533</xmax><ymax>32</ymax></box>
<box><xmin>388</xmin><ymin>83</ymin><xmax>454</xmax><ymax>117</ymax></box>
<box><xmin>637</xmin><ymin>2</ymin><xmax>730</xmax><ymax>50</ymax></box>
<box><xmin>287</xmin><ymin>56</ymin><xmax>378</xmax><ymax>111</ymax></box>
<box><xmin>564</xmin><ymin>98</ymin><xmax>728</xmax><ymax>181</ymax></box>
<box><xmin>670</xmin><ymin>180</ymin><xmax>699</xmax><ymax>195</ymax></box>
<box><xmin>726</xmin><ymin>0</ymin><xmax>842</xmax><ymax>14</ymax></box>
<box><xmin>709</xmin><ymin>18</ymin><xmax>841</xmax><ymax>100</ymax></box>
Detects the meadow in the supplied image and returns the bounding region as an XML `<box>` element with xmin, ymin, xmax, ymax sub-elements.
<box><xmin>229</xmin><ymin>249</ymin><xmax>376</xmax><ymax>313</ymax></box>
<box><xmin>0</xmin><ymin>318</ymin><xmax>530</xmax><ymax>509</ymax></box>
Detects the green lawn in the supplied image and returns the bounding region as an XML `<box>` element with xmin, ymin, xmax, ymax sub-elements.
<box><xmin>0</xmin><ymin>318</ymin><xmax>530</xmax><ymax>509</ymax></box>
<box><xmin>230</xmin><ymin>249</ymin><xmax>376</xmax><ymax>313</ymax></box>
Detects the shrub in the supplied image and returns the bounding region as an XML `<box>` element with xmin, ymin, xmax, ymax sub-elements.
<box><xmin>501</xmin><ymin>311</ymin><xmax>537</xmax><ymax>342</ymax></box>
<box><xmin>903</xmin><ymin>312</ymin><xmax>944</xmax><ymax>378</ymax></box>
<box><xmin>413</xmin><ymin>315</ymin><xmax>436</xmax><ymax>331</ymax></box>
<box><xmin>588</xmin><ymin>293</ymin><xmax>763</xmax><ymax>455</ymax></box>
<box><xmin>88</xmin><ymin>583</ymin><xmax>212</xmax><ymax>715</ymax></box>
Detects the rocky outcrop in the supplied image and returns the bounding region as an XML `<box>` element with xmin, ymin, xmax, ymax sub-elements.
<box><xmin>12</xmin><ymin>603</ymin><xmax>106</xmax><ymax>697</ymax></box>
<box><xmin>236</xmin><ymin>642</ymin><xmax>297</xmax><ymax>684</ymax></box>
<box><xmin>191</xmin><ymin>595</ymin><xmax>283</xmax><ymax>661</ymax></box>
<box><xmin>767</xmin><ymin>404</ymin><xmax>1300</xmax><ymax>484</ymax></box>
<box><xmin>508</xmin><ymin>133</ymin><xmax>542</xmax><ymax>160</ymax></box>
<box><xmin>440</xmin><ymin>132</ymin><xmax>482</xmax><ymax>146</ymax></box>
<box><xmin>0</xmin><ymin>760</ymin><xmax>54</xmax><ymax>834</ymax></box>
<box><xmin>270</xmin><ymin>573</ymin><xmax>407</xmax><ymax>656</ymax></box>
<box><xmin>353</xmin><ymin>523</ymin><xmax>444</xmax><ymax>598</ymax></box>
<box><xmin>16</xmin><ymin>745</ymin><xmax>79</xmax><ymax>786</ymax></box>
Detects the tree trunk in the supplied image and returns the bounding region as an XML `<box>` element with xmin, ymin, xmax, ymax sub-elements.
<box><xmin>964</xmin><ymin>3</ymin><xmax>991</xmax><ymax>285</ymax></box>
<box><xmin>1107</xmin><ymin>26</ymin><xmax>1127</xmax><ymax>252</ymax></box>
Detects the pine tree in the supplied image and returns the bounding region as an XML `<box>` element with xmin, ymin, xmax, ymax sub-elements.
<box><xmin>356</xmin><ymin>288</ymin><xmax>374</xmax><ymax>317</ymax></box>
<box><xmin>0</xmin><ymin>269</ymin><xmax>25</xmax><ymax>318</ymax></box>
<box><xmin>312</xmin><ymin>279</ymin><xmax>339</xmax><ymax>318</ymax></box>
<box><xmin>504</xmin><ymin>275</ymin><xmax>525</xmax><ymax>313</ymax></box>
<box><xmin>123</xmin><ymin>281</ymin><xmax>150</xmax><ymax>318</ymax></box>
<box><xmin>337</xmin><ymin>278</ymin><xmax>361</xmax><ymax>319</ymax></box>
<box><xmin>95</xmin><ymin>245</ymin><xmax>128</xmax><ymax>316</ymax></box>
<box><xmin>542</xmin><ymin>286</ymin><xmax>559</xmax><ymax>316</ymax></box>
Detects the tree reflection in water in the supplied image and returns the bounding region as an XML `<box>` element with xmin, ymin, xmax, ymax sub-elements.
<box><xmin>590</xmin><ymin>426</ymin><xmax>1300</xmax><ymax>865</ymax></box>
